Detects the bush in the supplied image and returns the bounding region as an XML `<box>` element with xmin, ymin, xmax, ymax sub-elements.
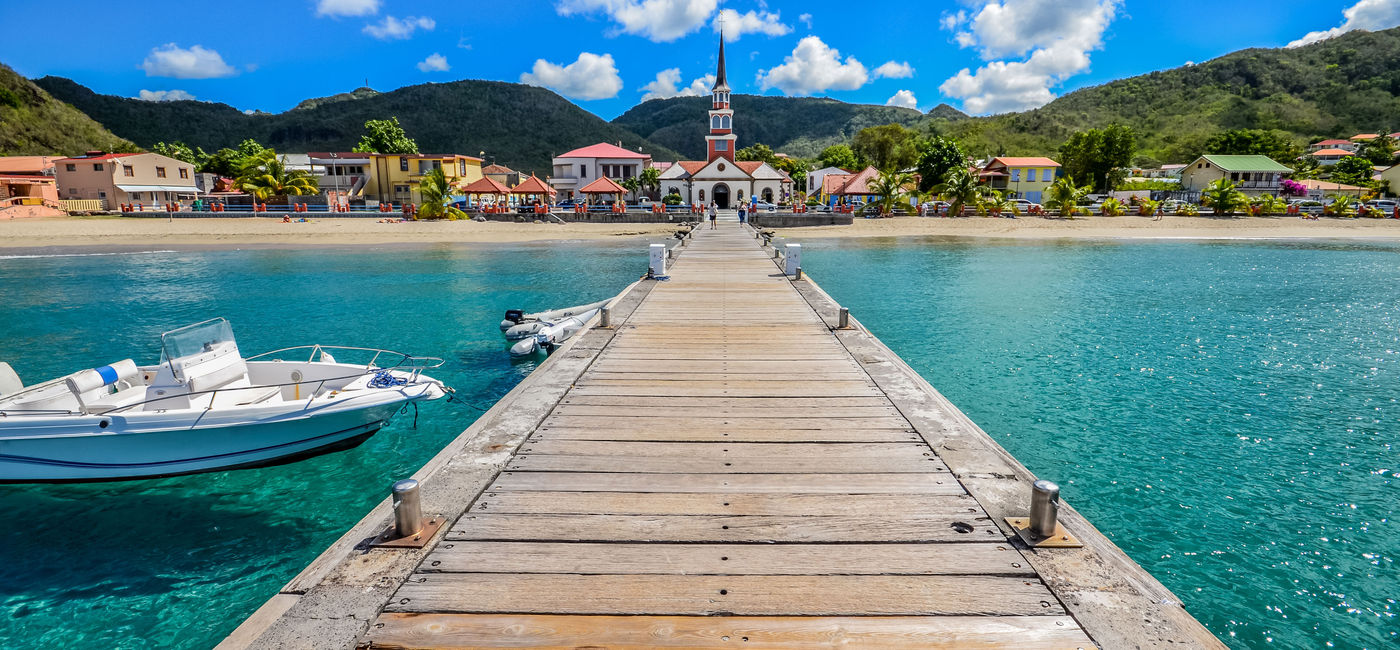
<box><xmin>662</xmin><ymin>192</ymin><xmax>683</xmax><ymax>205</ymax></box>
<box><xmin>0</xmin><ymin>87</ymin><xmax>19</xmax><ymax>109</ymax></box>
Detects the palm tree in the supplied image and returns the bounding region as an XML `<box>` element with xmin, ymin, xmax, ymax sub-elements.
<box><xmin>978</xmin><ymin>190</ymin><xmax>1016</xmax><ymax>217</ymax></box>
<box><xmin>619</xmin><ymin>177</ymin><xmax>641</xmax><ymax>202</ymax></box>
<box><xmin>1200</xmin><ymin>179</ymin><xmax>1248</xmax><ymax>216</ymax></box>
<box><xmin>1100</xmin><ymin>197</ymin><xmax>1126</xmax><ymax>216</ymax></box>
<box><xmin>237</xmin><ymin>150</ymin><xmax>318</xmax><ymax>204</ymax></box>
<box><xmin>639</xmin><ymin>166</ymin><xmax>662</xmax><ymax>200</ymax></box>
<box><xmin>868</xmin><ymin>169</ymin><xmax>914</xmax><ymax>216</ymax></box>
<box><xmin>1326</xmin><ymin>193</ymin><xmax>1357</xmax><ymax>217</ymax></box>
<box><xmin>1250</xmin><ymin>194</ymin><xmax>1287</xmax><ymax>215</ymax></box>
<box><xmin>1044</xmin><ymin>176</ymin><xmax>1090</xmax><ymax>218</ymax></box>
<box><xmin>934</xmin><ymin>169</ymin><xmax>987</xmax><ymax>217</ymax></box>
<box><xmin>417</xmin><ymin>167</ymin><xmax>466</xmax><ymax>220</ymax></box>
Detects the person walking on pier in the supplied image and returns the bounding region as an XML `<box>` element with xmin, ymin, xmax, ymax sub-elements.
<box><xmin>708</xmin><ymin>202</ymin><xmax>717</xmax><ymax>229</ymax></box>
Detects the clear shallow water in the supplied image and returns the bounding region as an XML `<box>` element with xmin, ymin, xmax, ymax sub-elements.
<box><xmin>0</xmin><ymin>237</ymin><xmax>1395</xmax><ymax>649</ymax></box>
<box><xmin>797</xmin><ymin>236</ymin><xmax>1398</xmax><ymax>649</ymax></box>
<box><xmin>0</xmin><ymin>242</ymin><xmax>650</xmax><ymax>649</ymax></box>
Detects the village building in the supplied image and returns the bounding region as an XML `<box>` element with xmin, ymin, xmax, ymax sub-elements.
<box><xmin>0</xmin><ymin>156</ymin><xmax>61</xmax><ymax>207</ymax></box>
<box><xmin>550</xmin><ymin>143</ymin><xmax>651</xmax><ymax>201</ymax></box>
<box><xmin>1310</xmin><ymin>148</ymin><xmax>1355</xmax><ymax>166</ymax></box>
<box><xmin>483</xmin><ymin>164</ymin><xmax>521</xmax><ymax>188</ymax></box>
<box><xmin>308</xmin><ymin>152</ymin><xmax>370</xmax><ymax>199</ymax></box>
<box><xmin>1293</xmin><ymin>179</ymin><xmax>1367</xmax><ymax>199</ymax></box>
<box><xmin>1308</xmin><ymin>139</ymin><xmax>1358</xmax><ymax>153</ymax></box>
<box><xmin>1179</xmin><ymin>155</ymin><xmax>1292</xmax><ymax>196</ymax></box>
<box><xmin>805</xmin><ymin>166</ymin><xmax>850</xmax><ymax>202</ymax></box>
<box><xmin>979</xmin><ymin>157</ymin><xmax>1061</xmax><ymax>203</ymax></box>
<box><xmin>53</xmin><ymin>151</ymin><xmax>197</xmax><ymax>208</ymax></box>
<box><xmin>364</xmin><ymin>153</ymin><xmax>483</xmax><ymax>205</ymax></box>
<box><xmin>656</xmin><ymin>35</ymin><xmax>792</xmax><ymax>208</ymax></box>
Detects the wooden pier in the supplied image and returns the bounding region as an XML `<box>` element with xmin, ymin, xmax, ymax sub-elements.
<box><xmin>224</xmin><ymin>225</ymin><xmax>1224</xmax><ymax>649</ymax></box>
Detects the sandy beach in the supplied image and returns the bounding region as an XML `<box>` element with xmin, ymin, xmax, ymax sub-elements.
<box><xmin>2</xmin><ymin>214</ymin><xmax>1400</xmax><ymax>250</ymax></box>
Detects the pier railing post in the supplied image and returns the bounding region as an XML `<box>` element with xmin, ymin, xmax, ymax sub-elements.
<box><xmin>1029</xmin><ymin>480</ymin><xmax>1060</xmax><ymax>538</ymax></box>
<box><xmin>599</xmin><ymin>306</ymin><xmax>611</xmax><ymax>328</ymax></box>
<box><xmin>838</xmin><ymin>307</ymin><xmax>850</xmax><ymax>329</ymax></box>
<box><xmin>649</xmin><ymin>243</ymin><xmax>666</xmax><ymax>277</ymax></box>
<box><xmin>392</xmin><ymin>479</ymin><xmax>422</xmax><ymax>538</ymax></box>
<box><xmin>785</xmin><ymin>243</ymin><xmax>802</xmax><ymax>277</ymax></box>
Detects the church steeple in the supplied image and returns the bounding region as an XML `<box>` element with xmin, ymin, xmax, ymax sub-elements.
<box><xmin>705</xmin><ymin>32</ymin><xmax>735</xmax><ymax>163</ymax></box>
<box><xmin>712</xmin><ymin>33</ymin><xmax>730</xmax><ymax>93</ymax></box>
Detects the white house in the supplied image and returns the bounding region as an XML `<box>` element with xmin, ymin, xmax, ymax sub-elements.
<box><xmin>550</xmin><ymin>143</ymin><xmax>652</xmax><ymax>201</ymax></box>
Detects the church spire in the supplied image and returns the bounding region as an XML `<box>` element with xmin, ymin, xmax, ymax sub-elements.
<box><xmin>712</xmin><ymin>32</ymin><xmax>730</xmax><ymax>93</ymax></box>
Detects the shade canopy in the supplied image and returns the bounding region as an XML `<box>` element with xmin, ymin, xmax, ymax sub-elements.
<box><xmin>117</xmin><ymin>184</ymin><xmax>200</xmax><ymax>193</ymax></box>
<box><xmin>511</xmin><ymin>174</ymin><xmax>557</xmax><ymax>196</ymax></box>
<box><xmin>579</xmin><ymin>176</ymin><xmax>628</xmax><ymax>194</ymax></box>
<box><xmin>460</xmin><ymin>177</ymin><xmax>511</xmax><ymax>195</ymax></box>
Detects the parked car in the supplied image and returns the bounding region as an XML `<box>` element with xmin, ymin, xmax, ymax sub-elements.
<box><xmin>1009</xmin><ymin>199</ymin><xmax>1042</xmax><ymax>212</ymax></box>
<box><xmin>920</xmin><ymin>200</ymin><xmax>952</xmax><ymax>215</ymax></box>
<box><xmin>1365</xmin><ymin>199</ymin><xmax>1397</xmax><ymax>212</ymax></box>
<box><xmin>748</xmin><ymin>201</ymin><xmax>777</xmax><ymax>212</ymax></box>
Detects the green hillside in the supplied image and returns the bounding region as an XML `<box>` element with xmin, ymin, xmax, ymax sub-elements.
<box><xmin>614</xmin><ymin>95</ymin><xmax>924</xmax><ymax>160</ymax></box>
<box><xmin>0</xmin><ymin>64</ymin><xmax>135</xmax><ymax>155</ymax></box>
<box><xmin>32</xmin><ymin>78</ymin><xmax>680</xmax><ymax>175</ymax></box>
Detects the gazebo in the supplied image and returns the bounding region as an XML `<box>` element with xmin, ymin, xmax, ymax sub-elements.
<box><xmin>461</xmin><ymin>176</ymin><xmax>511</xmax><ymax>211</ymax></box>
<box><xmin>578</xmin><ymin>176</ymin><xmax>628</xmax><ymax>208</ymax></box>
<box><xmin>511</xmin><ymin>174</ymin><xmax>557</xmax><ymax>206</ymax></box>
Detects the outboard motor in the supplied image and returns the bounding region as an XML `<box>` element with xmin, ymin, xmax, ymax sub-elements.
<box><xmin>500</xmin><ymin>309</ymin><xmax>526</xmax><ymax>333</ymax></box>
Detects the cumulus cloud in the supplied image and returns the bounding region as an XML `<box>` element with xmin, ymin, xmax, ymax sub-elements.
<box><xmin>640</xmin><ymin>68</ymin><xmax>714</xmax><ymax>101</ymax></box>
<box><xmin>520</xmin><ymin>52</ymin><xmax>624</xmax><ymax>100</ymax></box>
<box><xmin>798</xmin><ymin>13</ymin><xmax>812</xmax><ymax>28</ymax></box>
<box><xmin>363</xmin><ymin>15</ymin><xmax>435</xmax><ymax>40</ymax></box>
<box><xmin>316</xmin><ymin>0</ymin><xmax>379</xmax><ymax>17</ymax></box>
<box><xmin>713</xmin><ymin>8</ymin><xmax>790</xmax><ymax>40</ymax></box>
<box><xmin>756</xmin><ymin>36</ymin><xmax>869</xmax><ymax>96</ymax></box>
<box><xmin>1289</xmin><ymin>0</ymin><xmax>1400</xmax><ymax>47</ymax></box>
<box><xmin>886</xmin><ymin>90</ymin><xmax>918</xmax><ymax>109</ymax></box>
<box><xmin>939</xmin><ymin>0</ymin><xmax>1120</xmax><ymax>114</ymax></box>
<box><xmin>556</xmin><ymin>0</ymin><xmax>718</xmax><ymax>42</ymax></box>
<box><xmin>940</xmin><ymin>10</ymin><xmax>967</xmax><ymax>31</ymax></box>
<box><xmin>873</xmin><ymin>61</ymin><xmax>914</xmax><ymax>79</ymax></box>
<box><xmin>136</xmin><ymin>89</ymin><xmax>196</xmax><ymax>102</ymax></box>
<box><xmin>140</xmin><ymin>44</ymin><xmax>237</xmax><ymax>79</ymax></box>
<box><xmin>417</xmin><ymin>53</ymin><xmax>449</xmax><ymax>72</ymax></box>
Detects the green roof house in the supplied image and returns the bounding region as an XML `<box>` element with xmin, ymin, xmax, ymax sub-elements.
<box><xmin>1180</xmin><ymin>155</ymin><xmax>1293</xmax><ymax>195</ymax></box>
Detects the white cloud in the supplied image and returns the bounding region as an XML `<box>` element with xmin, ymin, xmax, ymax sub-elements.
<box><xmin>140</xmin><ymin>44</ymin><xmax>237</xmax><ymax>79</ymax></box>
<box><xmin>939</xmin><ymin>0</ymin><xmax>1120</xmax><ymax>114</ymax></box>
<box><xmin>886</xmin><ymin>89</ymin><xmax>918</xmax><ymax>109</ymax></box>
<box><xmin>520</xmin><ymin>52</ymin><xmax>624</xmax><ymax>100</ymax></box>
<box><xmin>417</xmin><ymin>53</ymin><xmax>450</xmax><ymax>72</ymax></box>
<box><xmin>713</xmin><ymin>8</ymin><xmax>790</xmax><ymax>40</ymax></box>
<box><xmin>556</xmin><ymin>0</ymin><xmax>718</xmax><ymax>42</ymax></box>
<box><xmin>756</xmin><ymin>36</ymin><xmax>869</xmax><ymax>96</ymax></box>
<box><xmin>136</xmin><ymin>89</ymin><xmax>196</xmax><ymax>102</ymax></box>
<box><xmin>798</xmin><ymin>13</ymin><xmax>812</xmax><ymax>28</ymax></box>
<box><xmin>873</xmin><ymin>61</ymin><xmax>914</xmax><ymax>79</ymax></box>
<box><xmin>316</xmin><ymin>0</ymin><xmax>379</xmax><ymax>17</ymax></box>
<box><xmin>363</xmin><ymin>15</ymin><xmax>435</xmax><ymax>40</ymax></box>
<box><xmin>940</xmin><ymin>10</ymin><xmax>967</xmax><ymax>31</ymax></box>
<box><xmin>1288</xmin><ymin>0</ymin><xmax>1400</xmax><ymax>47</ymax></box>
<box><xmin>640</xmin><ymin>68</ymin><xmax>714</xmax><ymax>100</ymax></box>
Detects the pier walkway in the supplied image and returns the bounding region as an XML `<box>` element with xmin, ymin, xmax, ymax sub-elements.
<box><xmin>226</xmin><ymin>225</ymin><xmax>1223</xmax><ymax>649</ymax></box>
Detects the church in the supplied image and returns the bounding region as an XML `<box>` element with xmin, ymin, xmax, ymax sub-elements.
<box><xmin>657</xmin><ymin>35</ymin><xmax>792</xmax><ymax>209</ymax></box>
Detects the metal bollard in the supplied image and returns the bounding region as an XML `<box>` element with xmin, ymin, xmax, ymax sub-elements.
<box><xmin>1029</xmin><ymin>480</ymin><xmax>1060</xmax><ymax>537</ymax></box>
<box><xmin>667</xmin><ymin>247</ymin><xmax>674</xmax><ymax>260</ymax></box>
<box><xmin>599</xmin><ymin>306</ymin><xmax>611</xmax><ymax>328</ymax></box>
<box><xmin>838</xmin><ymin>307</ymin><xmax>849</xmax><ymax>329</ymax></box>
<box><xmin>392</xmin><ymin>479</ymin><xmax>423</xmax><ymax>538</ymax></box>
<box><xmin>794</xmin><ymin>267</ymin><xmax>804</xmax><ymax>281</ymax></box>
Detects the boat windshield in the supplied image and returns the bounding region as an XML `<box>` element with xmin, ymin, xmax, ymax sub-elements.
<box><xmin>160</xmin><ymin>318</ymin><xmax>237</xmax><ymax>364</ymax></box>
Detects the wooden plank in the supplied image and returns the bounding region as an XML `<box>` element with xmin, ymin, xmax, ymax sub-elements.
<box><xmin>366</xmin><ymin>613</ymin><xmax>1094</xmax><ymax>649</ymax></box>
<box><xmin>536</xmin><ymin>427</ymin><xmax>923</xmax><ymax>443</ymax></box>
<box><xmin>518</xmin><ymin>440</ymin><xmax>930</xmax><ymax>458</ymax></box>
<box><xmin>386</xmin><ymin>574</ymin><xmax>1065</xmax><ymax>616</ymax></box>
<box><xmin>505</xmin><ymin>454</ymin><xmax>947</xmax><ymax>474</ymax></box>
<box><xmin>470</xmin><ymin>491</ymin><xmax>979</xmax><ymax>516</ymax></box>
<box><xmin>543</xmin><ymin>415</ymin><xmax>909</xmax><ymax>429</ymax></box>
<box><xmin>486</xmin><ymin>472</ymin><xmax>967</xmax><ymax>495</ymax></box>
<box><xmin>448</xmin><ymin>513</ymin><xmax>1004</xmax><ymax>542</ymax></box>
<box><xmin>549</xmin><ymin>405</ymin><xmax>902</xmax><ymax>418</ymax></box>
<box><xmin>423</xmin><ymin>542</ymin><xmax>1034</xmax><ymax>576</ymax></box>
<box><xmin>556</xmin><ymin>396</ymin><xmax>891</xmax><ymax>408</ymax></box>
<box><xmin>581</xmin><ymin>372</ymin><xmax>872</xmax><ymax>382</ymax></box>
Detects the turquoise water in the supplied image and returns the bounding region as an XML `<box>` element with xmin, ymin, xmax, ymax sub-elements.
<box><xmin>797</xmin><ymin>236</ymin><xmax>1398</xmax><ymax>649</ymax></box>
<box><xmin>0</xmin><ymin>237</ymin><xmax>1395</xmax><ymax>649</ymax></box>
<box><xmin>0</xmin><ymin>242</ymin><xmax>650</xmax><ymax>649</ymax></box>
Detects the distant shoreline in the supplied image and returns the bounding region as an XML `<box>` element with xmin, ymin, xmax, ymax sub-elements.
<box><xmin>2</xmin><ymin>215</ymin><xmax>1399</xmax><ymax>251</ymax></box>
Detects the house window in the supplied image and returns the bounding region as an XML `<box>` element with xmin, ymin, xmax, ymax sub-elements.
<box><xmin>580</xmin><ymin>164</ymin><xmax>587</xmax><ymax>178</ymax></box>
<box><xmin>156</xmin><ymin>167</ymin><xmax>166</xmax><ymax>178</ymax></box>
<box><xmin>98</xmin><ymin>191</ymin><xmax>106</xmax><ymax>199</ymax></box>
<box><xmin>459</xmin><ymin>160</ymin><xmax>466</xmax><ymax>176</ymax></box>
<box><xmin>399</xmin><ymin>157</ymin><xmax>409</xmax><ymax>172</ymax></box>
<box><xmin>1230</xmin><ymin>172</ymin><xmax>1239</xmax><ymax>181</ymax></box>
<box><xmin>65</xmin><ymin>164</ymin><xmax>76</xmax><ymax>172</ymax></box>
<box><xmin>93</xmin><ymin>163</ymin><xmax>104</xmax><ymax>171</ymax></box>
<box><xmin>131</xmin><ymin>192</ymin><xmax>142</xmax><ymax>201</ymax></box>
<box><xmin>715</xmin><ymin>141</ymin><xmax>728</xmax><ymax>151</ymax></box>
<box><xmin>711</xmin><ymin>116</ymin><xmax>721</xmax><ymax>129</ymax></box>
<box><xmin>1011</xmin><ymin>168</ymin><xmax>1020</xmax><ymax>182</ymax></box>
<box><xmin>699</xmin><ymin>189</ymin><xmax>705</xmax><ymax>202</ymax></box>
<box><xmin>123</xmin><ymin>165</ymin><xmax>134</xmax><ymax>177</ymax></box>
<box><xmin>1027</xmin><ymin>169</ymin><xmax>1037</xmax><ymax>182</ymax></box>
<box><xmin>179</xmin><ymin>168</ymin><xmax>189</xmax><ymax>179</ymax></box>
<box><xmin>721</xmin><ymin>115</ymin><xmax>731</xmax><ymax>129</ymax></box>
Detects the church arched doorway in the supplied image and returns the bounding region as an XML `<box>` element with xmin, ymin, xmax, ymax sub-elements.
<box><xmin>762</xmin><ymin>188</ymin><xmax>773</xmax><ymax>203</ymax></box>
<box><xmin>712</xmin><ymin>183</ymin><xmax>731</xmax><ymax>209</ymax></box>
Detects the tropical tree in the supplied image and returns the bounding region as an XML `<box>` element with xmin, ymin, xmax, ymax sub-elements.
<box><xmin>1058</xmin><ymin>125</ymin><xmax>1136</xmax><ymax>192</ymax></box>
<box><xmin>639</xmin><ymin>166</ymin><xmax>662</xmax><ymax>199</ymax></box>
<box><xmin>915</xmin><ymin>136</ymin><xmax>967</xmax><ymax>193</ymax></box>
<box><xmin>1250</xmin><ymin>194</ymin><xmax>1288</xmax><ymax>215</ymax></box>
<box><xmin>1359</xmin><ymin>134</ymin><xmax>1398</xmax><ymax>166</ymax></box>
<box><xmin>416</xmin><ymin>167</ymin><xmax>466</xmax><ymax>220</ymax></box>
<box><xmin>1136</xmin><ymin>198</ymin><xmax>1162</xmax><ymax>216</ymax></box>
<box><xmin>352</xmin><ymin>117</ymin><xmax>419</xmax><ymax>154</ymax></box>
<box><xmin>1203</xmin><ymin>129</ymin><xmax>1303</xmax><ymax>166</ymax></box>
<box><xmin>978</xmin><ymin>190</ymin><xmax>1016</xmax><ymax>218</ymax></box>
<box><xmin>619</xmin><ymin>177</ymin><xmax>642</xmax><ymax>201</ymax></box>
<box><xmin>1099</xmin><ymin>197</ymin><xmax>1126</xmax><ymax>216</ymax></box>
<box><xmin>1331</xmin><ymin>155</ymin><xmax>1375</xmax><ymax>187</ymax></box>
<box><xmin>867</xmin><ymin>169</ymin><xmax>914</xmax><ymax>216</ymax></box>
<box><xmin>852</xmin><ymin>123</ymin><xmax>921</xmax><ymax>172</ymax></box>
<box><xmin>152</xmin><ymin>141</ymin><xmax>208</xmax><ymax>167</ymax></box>
<box><xmin>1044</xmin><ymin>176</ymin><xmax>1091</xmax><ymax>218</ymax></box>
<box><xmin>934</xmin><ymin>168</ymin><xmax>987</xmax><ymax>217</ymax></box>
<box><xmin>236</xmin><ymin>150</ymin><xmax>318</xmax><ymax>204</ymax></box>
<box><xmin>1200</xmin><ymin>179</ymin><xmax>1248</xmax><ymax>216</ymax></box>
<box><xmin>736</xmin><ymin>143</ymin><xmax>779</xmax><ymax>166</ymax></box>
<box><xmin>1325</xmin><ymin>193</ymin><xmax>1357</xmax><ymax>217</ymax></box>
<box><xmin>817</xmin><ymin>144</ymin><xmax>861</xmax><ymax>171</ymax></box>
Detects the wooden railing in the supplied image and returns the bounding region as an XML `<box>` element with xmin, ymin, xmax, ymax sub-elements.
<box><xmin>59</xmin><ymin>199</ymin><xmax>106</xmax><ymax>211</ymax></box>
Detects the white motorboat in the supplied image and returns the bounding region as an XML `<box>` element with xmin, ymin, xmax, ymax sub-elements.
<box><xmin>0</xmin><ymin>318</ymin><xmax>448</xmax><ymax>483</ymax></box>
<box><xmin>501</xmin><ymin>299</ymin><xmax>610</xmax><ymax>340</ymax></box>
<box><xmin>509</xmin><ymin>308</ymin><xmax>599</xmax><ymax>357</ymax></box>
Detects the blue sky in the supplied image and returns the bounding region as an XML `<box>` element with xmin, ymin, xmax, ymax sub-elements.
<box><xmin>2</xmin><ymin>0</ymin><xmax>1396</xmax><ymax>120</ymax></box>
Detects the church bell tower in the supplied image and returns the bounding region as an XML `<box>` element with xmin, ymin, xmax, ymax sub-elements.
<box><xmin>705</xmin><ymin>33</ymin><xmax>736</xmax><ymax>163</ymax></box>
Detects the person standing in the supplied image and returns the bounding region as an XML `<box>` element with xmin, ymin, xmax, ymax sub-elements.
<box><xmin>708</xmin><ymin>201</ymin><xmax>717</xmax><ymax>229</ymax></box>
<box><xmin>738</xmin><ymin>203</ymin><xmax>747</xmax><ymax>225</ymax></box>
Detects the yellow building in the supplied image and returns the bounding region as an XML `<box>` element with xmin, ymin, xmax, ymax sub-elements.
<box><xmin>980</xmin><ymin>157</ymin><xmax>1061</xmax><ymax>203</ymax></box>
<box><xmin>364</xmin><ymin>153</ymin><xmax>483</xmax><ymax>205</ymax></box>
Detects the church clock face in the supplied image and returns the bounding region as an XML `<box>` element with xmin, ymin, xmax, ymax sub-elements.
<box><xmin>718</xmin><ymin>163</ymin><xmax>726</xmax><ymax>171</ymax></box>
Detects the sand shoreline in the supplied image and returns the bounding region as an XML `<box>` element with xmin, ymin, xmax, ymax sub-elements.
<box><xmin>2</xmin><ymin>215</ymin><xmax>1399</xmax><ymax>251</ymax></box>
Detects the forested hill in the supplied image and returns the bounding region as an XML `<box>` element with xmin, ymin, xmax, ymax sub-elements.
<box><xmin>0</xmin><ymin>64</ymin><xmax>134</xmax><ymax>156</ymax></box>
<box><xmin>31</xmin><ymin>78</ymin><xmax>679</xmax><ymax>174</ymax></box>
<box><xmin>942</xmin><ymin>26</ymin><xmax>1400</xmax><ymax>164</ymax></box>
<box><xmin>614</xmin><ymin>95</ymin><xmax>924</xmax><ymax>160</ymax></box>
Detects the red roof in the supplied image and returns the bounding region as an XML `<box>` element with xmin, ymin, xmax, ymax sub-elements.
<box><xmin>460</xmin><ymin>176</ymin><xmax>511</xmax><ymax>195</ymax></box>
<box><xmin>676</xmin><ymin>161</ymin><xmax>707</xmax><ymax>175</ymax></box>
<box><xmin>986</xmin><ymin>156</ymin><xmax>1060</xmax><ymax>169</ymax></box>
<box><xmin>510</xmin><ymin>175</ymin><xmax>556</xmax><ymax>195</ymax></box>
<box><xmin>832</xmin><ymin>167</ymin><xmax>880</xmax><ymax>195</ymax></box>
<box><xmin>1313</xmin><ymin>148</ymin><xmax>1356</xmax><ymax>156</ymax></box>
<box><xmin>579</xmin><ymin>176</ymin><xmax>628</xmax><ymax>194</ymax></box>
<box><xmin>821</xmin><ymin>173</ymin><xmax>852</xmax><ymax>194</ymax></box>
<box><xmin>1314</xmin><ymin>139</ymin><xmax>1351</xmax><ymax>146</ymax></box>
<box><xmin>557</xmin><ymin>142</ymin><xmax>650</xmax><ymax>159</ymax></box>
<box><xmin>54</xmin><ymin>152</ymin><xmax>139</xmax><ymax>163</ymax></box>
<box><xmin>482</xmin><ymin>164</ymin><xmax>517</xmax><ymax>175</ymax></box>
<box><xmin>734</xmin><ymin>161</ymin><xmax>764</xmax><ymax>175</ymax></box>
